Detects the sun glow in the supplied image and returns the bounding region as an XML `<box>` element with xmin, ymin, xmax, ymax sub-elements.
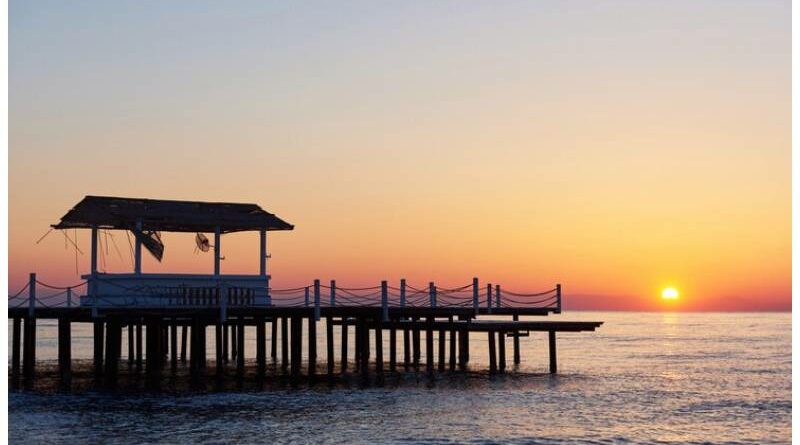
<box><xmin>661</xmin><ymin>287</ymin><xmax>680</xmax><ymax>300</ymax></box>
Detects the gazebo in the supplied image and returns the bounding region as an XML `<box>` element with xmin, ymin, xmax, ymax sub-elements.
<box><xmin>52</xmin><ymin>196</ymin><xmax>294</xmax><ymax>308</ymax></box>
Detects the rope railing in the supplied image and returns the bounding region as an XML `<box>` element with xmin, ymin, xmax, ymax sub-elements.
<box><xmin>10</xmin><ymin>274</ymin><xmax>562</xmax><ymax>312</ymax></box>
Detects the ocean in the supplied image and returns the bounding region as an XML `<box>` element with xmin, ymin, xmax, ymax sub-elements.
<box><xmin>7</xmin><ymin>311</ymin><xmax>791</xmax><ymax>444</ymax></box>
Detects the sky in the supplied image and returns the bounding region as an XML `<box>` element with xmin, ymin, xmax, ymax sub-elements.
<box><xmin>9</xmin><ymin>0</ymin><xmax>790</xmax><ymax>311</ymax></box>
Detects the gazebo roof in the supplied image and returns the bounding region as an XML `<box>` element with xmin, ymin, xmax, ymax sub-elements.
<box><xmin>52</xmin><ymin>196</ymin><xmax>294</xmax><ymax>233</ymax></box>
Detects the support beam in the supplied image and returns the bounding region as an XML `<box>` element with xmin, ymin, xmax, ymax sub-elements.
<box><xmin>438</xmin><ymin>328</ymin><xmax>446</xmax><ymax>372</ymax></box>
<box><xmin>513</xmin><ymin>314</ymin><xmax>521</xmax><ymax>365</ymax></box>
<box><xmin>257</xmin><ymin>316</ymin><xmax>266</xmax><ymax>377</ymax></box>
<box><xmin>341</xmin><ymin>318</ymin><xmax>349</xmax><ymax>373</ymax></box>
<box><xmin>271</xmin><ymin>319</ymin><xmax>277</xmax><ymax>359</ymax></box>
<box><xmin>290</xmin><ymin>316</ymin><xmax>302</xmax><ymax>383</ymax></box>
<box><xmin>498</xmin><ymin>331</ymin><xmax>506</xmax><ymax>373</ymax></box>
<box><xmin>389</xmin><ymin>324</ymin><xmax>397</xmax><ymax>373</ymax></box>
<box><xmin>403</xmin><ymin>327</ymin><xmax>410</xmax><ymax>370</ymax></box>
<box><xmin>145</xmin><ymin>317</ymin><xmax>162</xmax><ymax>388</ymax></box>
<box><xmin>180</xmin><ymin>324</ymin><xmax>187</xmax><ymax>363</ymax></box>
<box><xmin>215</xmin><ymin>323</ymin><xmax>224</xmax><ymax>376</ymax></box>
<box><xmin>134</xmin><ymin>220</ymin><xmax>142</xmax><ymax>274</ymax></box>
<box><xmin>214</xmin><ymin>226</ymin><xmax>221</xmax><ymax>276</ymax></box>
<box><xmin>308</xmin><ymin>316</ymin><xmax>317</xmax><ymax>379</ymax></box>
<box><xmin>104</xmin><ymin>318</ymin><xmax>121</xmax><ymax>385</ymax></box>
<box><xmin>425</xmin><ymin>317</ymin><xmax>434</xmax><ymax>376</ymax></box>
<box><xmin>281</xmin><ymin>316</ymin><xmax>289</xmax><ymax>372</ymax></box>
<box><xmin>236</xmin><ymin>319</ymin><xmax>245</xmax><ymax>378</ymax></box>
<box><xmin>23</xmin><ymin>316</ymin><xmax>36</xmax><ymax>380</ymax></box>
<box><xmin>58</xmin><ymin>317</ymin><xmax>71</xmax><ymax>386</ymax></box>
<box><xmin>412</xmin><ymin>316</ymin><xmax>421</xmax><ymax>371</ymax></box>
<box><xmin>222</xmin><ymin>322</ymin><xmax>229</xmax><ymax>363</ymax></box>
<box><xmin>259</xmin><ymin>229</ymin><xmax>267</xmax><ymax>276</ymax></box>
<box><xmin>326</xmin><ymin>316</ymin><xmax>335</xmax><ymax>376</ymax></box>
<box><xmin>549</xmin><ymin>331</ymin><xmax>557</xmax><ymax>374</ymax></box>
<box><xmin>375</xmin><ymin>325</ymin><xmax>383</xmax><ymax>379</ymax></box>
<box><xmin>128</xmin><ymin>324</ymin><xmax>134</xmax><ymax>365</ymax></box>
<box><xmin>488</xmin><ymin>331</ymin><xmax>497</xmax><ymax>374</ymax></box>
<box><xmin>93</xmin><ymin>320</ymin><xmax>104</xmax><ymax>378</ymax></box>
<box><xmin>170</xmin><ymin>322</ymin><xmax>178</xmax><ymax>371</ymax></box>
<box><xmin>12</xmin><ymin>317</ymin><xmax>21</xmax><ymax>377</ymax></box>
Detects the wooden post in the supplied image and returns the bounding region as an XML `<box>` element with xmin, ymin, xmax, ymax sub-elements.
<box><xmin>93</xmin><ymin>320</ymin><xmax>104</xmax><ymax>378</ymax></box>
<box><xmin>326</xmin><ymin>316</ymin><xmax>335</xmax><ymax>376</ymax></box>
<box><xmin>230</xmin><ymin>322</ymin><xmax>237</xmax><ymax>361</ymax></box>
<box><xmin>495</xmin><ymin>284</ymin><xmax>501</xmax><ymax>308</ymax></box>
<box><xmin>58</xmin><ymin>316</ymin><xmax>71</xmax><ymax>386</ymax></box>
<box><xmin>256</xmin><ymin>316</ymin><xmax>266</xmax><ymax>376</ymax></box>
<box><xmin>145</xmin><ymin>317</ymin><xmax>162</xmax><ymax>387</ymax></box>
<box><xmin>104</xmin><ymin>318</ymin><xmax>121</xmax><ymax>384</ymax></box>
<box><xmin>412</xmin><ymin>316</ymin><xmax>421</xmax><ymax>371</ymax></box>
<box><xmin>259</xmin><ymin>229</ymin><xmax>267</xmax><ymax>276</ymax></box>
<box><xmin>375</xmin><ymin>323</ymin><xmax>383</xmax><ymax>379</ymax></box>
<box><xmin>214</xmin><ymin>226</ymin><xmax>221</xmax><ymax>275</ymax></box>
<box><xmin>330</xmin><ymin>280</ymin><xmax>336</xmax><ymax>307</ymax></box>
<box><xmin>341</xmin><ymin>317</ymin><xmax>349</xmax><ymax>373</ymax></box>
<box><xmin>513</xmin><ymin>314</ymin><xmax>521</xmax><ymax>364</ymax></box>
<box><xmin>136</xmin><ymin>321</ymin><xmax>143</xmax><ymax>368</ymax></box>
<box><xmin>134</xmin><ymin>220</ymin><xmax>142</xmax><ymax>274</ymax></box>
<box><xmin>358</xmin><ymin>318</ymin><xmax>369</xmax><ymax>379</ymax></box>
<box><xmin>236</xmin><ymin>318</ymin><xmax>245</xmax><ymax>378</ymax></box>
<box><xmin>498</xmin><ymin>331</ymin><xmax>506</xmax><ymax>373</ymax></box>
<box><xmin>487</xmin><ymin>283</ymin><xmax>492</xmax><ymax>313</ymax></box>
<box><xmin>21</xmin><ymin>315</ymin><xmax>34</xmax><ymax>379</ymax></box>
<box><xmin>549</xmin><ymin>331</ymin><xmax>557</xmax><ymax>374</ymax></box>
<box><xmin>556</xmin><ymin>284</ymin><xmax>562</xmax><ymax>312</ymax></box>
<box><xmin>399</xmin><ymin>279</ymin><xmax>406</xmax><ymax>308</ymax></box>
<box><xmin>215</xmin><ymin>323</ymin><xmax>224</xmax><ymax>376</ymax></box>
<box><xmin>127</xmin><ymin>324</ymin><xmax>134</xmax><ymax>365</ymax></box>
<box><xmin>308</xmin><ymin>315</ymin><xmax>317</xmax><ymax>378</ymax></box>
<box><xmin>28</xmin><ymin>273</ymin><xmax>35</xmax><ymax>318</ymax></box>
<box><xmin>180</xmin><ymin>324</ymin><xmax>187</xmax><ymax>363</ymax></box>
<box><xmin>438</xmin><ymin>328</ymin><xmax>445</xmax><ymax>372</ymax></box>
<box><xmin>314</xmin><ymin>280</ymin><xmax>321</xmax><ymax>321</ymax></box>
<box><xmin>488</xmin><ymin>331</ymin><xmax>497</xmax><ymax>374</ymax></box>
<box><xmin>448</xmin><ymin>318</ymin><xmax>456</xmax><ymax>372</ymax></box>
<box><xmin>281</xmin><ymin>316</ymin><xmax>289</xmax><ymax>372</ymax></box>
<box><xmin>389</xmin><ymin>323</ymin><xmax>397</xmax><ymax>373</ymax></box>
<box><xmin>271</xmin><ymin>318</ymin><xmax>278</xmax><ymax>359</ymax></box>
<box><xmin>403</xmin><ymin>325</ymin><xmax>410</xmax><ymax>370</ymax></box>
<box><xmin>425</xmin><ymin>316</ymin><xmax>434</xmax><ymax>375</ymax></box>
<box><xmin>472</xmin><ymin>277</ymin><xmax>479</xmax><ymax>314</ymax></box>
<box><xmin>12</xmin><ymin>317</ymin><xmax>21</xmax><ymax>376</ymax></box>
<box><xmin>429</xmin><ymin>282</ymin><xmax>436</xmax><ymax>308</ymax></box>
<box><xmin>290</xmin><ymin>316</ymin><xmax>302</xmax><ymax>382</ymax></box>
<box><xmin>381</xmin><ymin>281</ymin><xmax>388</xmax><ymax>322</ymax></box>
<box><xmin>170</xmin><ymin>322</ymin><xmax>178</xmax><ymax>371</ymax></box>
<box><xmin>222</xmin><ymin>321</ymin><xmax>229</xmax><ymax>363</ymax></box>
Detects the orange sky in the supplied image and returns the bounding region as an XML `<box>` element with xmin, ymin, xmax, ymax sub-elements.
<box><xmin>9</xmin><ymin>1</ymin><xmax>790</xmax><ymax>311</ymax></box>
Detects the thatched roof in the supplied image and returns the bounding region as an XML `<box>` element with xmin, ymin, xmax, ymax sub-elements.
<box><xmin>52</xmin><ymin>196</ymin><xmax>294</xmax><ymax>233</ymax></box>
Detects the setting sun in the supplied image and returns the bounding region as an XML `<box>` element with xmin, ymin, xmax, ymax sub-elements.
<box><xmin>661</xmin><ymin>287</ymin><xmax>680</xmax><ymax>300</ymax></box>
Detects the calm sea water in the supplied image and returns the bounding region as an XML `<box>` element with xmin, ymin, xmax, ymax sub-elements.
<box><xmin>8</xmin><ymin>312</ymin><xmax>791</xmax><ymax>444</ymax></box>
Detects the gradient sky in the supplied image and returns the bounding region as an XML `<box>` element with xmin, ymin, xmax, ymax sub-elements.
<box><xmin>9</xmin><ymin>0</ymin><xmax>790</xmax><ymax>311</ymax></box>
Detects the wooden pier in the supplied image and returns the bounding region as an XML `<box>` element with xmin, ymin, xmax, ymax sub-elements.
<box><xmin>7</xmin><ymin>196</ymin><xmax>603</xmax><ymax>390</ymax></box>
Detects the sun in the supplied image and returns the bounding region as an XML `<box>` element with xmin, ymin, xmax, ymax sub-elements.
<box><xmin>661</xmin><ymin>287</ymin><xmax>679</xmax><ymax>300</ymax></box>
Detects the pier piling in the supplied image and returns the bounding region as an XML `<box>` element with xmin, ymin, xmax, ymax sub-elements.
<box><xmin>326</xmin><ymin>316</ymin><xmax>335</xmax><ymax>376</ymax></box>
<box><xmin>58</xmin><ymin>316</ymin><xmax>71</xmax><ymax>386</ymax></box>
<box><xmin>548</xmin><ymin>331</ymin><xmax>557</xmax><ymax>374</ymax></box>
<box><xmin>341</xmin><ymin>318</ymin><xmax>349</xmax><ymax>373</ymax></box>
<box><xmin>12</xmin><ymin>317</ymin><xmax>21</xmax><ymax>376</ymax></box>
<box><xmin>93</xmin><ymin>320</ymin><xmax>104</xmax><ymax>378</ymax></box>
<box><xmin>513</xmin><ymin>314</ymin><xmax>521</xmax><ymax>364</ymax></box>
<box><xmin>498</xmin><ymin>331</ymin><xmax>506</xmax><ymax>373</ymax></box>
<box><xmin>488</xmin><ymin>331</ymin><xmax>497</xmax><ymax>374</ymax></box>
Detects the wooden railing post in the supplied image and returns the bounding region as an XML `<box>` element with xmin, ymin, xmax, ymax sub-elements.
<box><xmin>472</xmin><ymin>277</ymin><xmax>479</xmax><ymax>314</ymax></box>
<box><xmin>399</xmin><ymin>279</ymin><xmax>406</xmax><ymax>308</ymax></box>
<box><xmin>314</xmin><ymin>279</ymin><xmax>321</xmax><ymax>321</ymax></box>
<box><xmin>219</xmin><ymin>281</ymin><xmax>227</xmax><ymax>323</ymax></box>
<box><xmin>381</xmin><ymin>280</ymin><xmax>389</xmax><ymax>322</ymax></box>
<box><xmin>495</xmin><ymin>284</ymin><xmax>501</xmax><ymax>308</ymax></box>
<box><xmin>487</xmin><ymin>283</ymin><xmax>492</xmax><ymax>313</ymax></box>
<box><xmin>330</xmin><ymin>280</ymin><xmax>336</xmax><ymax>307</ymax></box>
<box><xmin>28</xmin><ymin>273</ymin><xmax>36</xmax><ymax>318</ymax></box>
<box><xmin>556</xmin><ymin>284</ymin><xmax>562</xmax><ymax>312</ymax></box>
